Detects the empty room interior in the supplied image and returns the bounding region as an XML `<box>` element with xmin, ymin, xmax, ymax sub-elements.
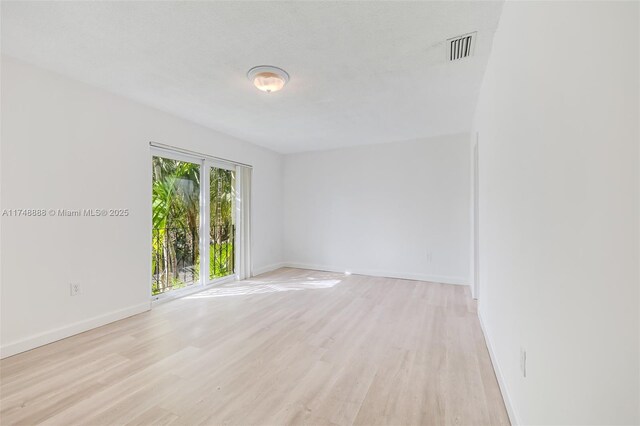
<box><xmin>1</xmin><ymin>1</ymin><xmax>639</xmax><ymax>425</ymax></box>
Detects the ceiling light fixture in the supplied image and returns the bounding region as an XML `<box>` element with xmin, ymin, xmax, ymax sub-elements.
<box><xmin>247</xmin><ymin>65</ymin><xmax>289</xmax><ymax>93</ymax></box>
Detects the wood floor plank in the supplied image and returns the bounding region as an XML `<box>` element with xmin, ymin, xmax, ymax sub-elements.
<box><xmin>0</xmin><ymin>268</ymin><xmax>509</xmax><ymax>425</ymax></box>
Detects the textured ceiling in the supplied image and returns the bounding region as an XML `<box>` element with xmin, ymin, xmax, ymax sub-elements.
<box><xmin>1</xmin><ymin>1</ymin><xmax>503</xmax><ymax>153</ymax></box>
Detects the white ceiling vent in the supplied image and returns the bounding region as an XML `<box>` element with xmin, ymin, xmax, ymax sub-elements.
<box><xmin>448</xmin><ymin>32</ymin><xmax>476</xmax><ymax>61</ymax></box>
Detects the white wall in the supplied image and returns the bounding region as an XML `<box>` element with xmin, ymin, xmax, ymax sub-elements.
<box><xmin>0</xmin><ymin>57</ymin><xmax>283</xmax><ymax>357</ymax></box>
<box><xmin>283</xmin><ymin>134</ymin><xmax>471</xmax><ymax>284</ymax></box>
<box><xmin>472</xmin><ymin>2</ymin><xmax>639</xmax><ymax>424</ymax></box>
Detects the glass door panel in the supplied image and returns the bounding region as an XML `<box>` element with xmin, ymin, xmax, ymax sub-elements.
<box><xmin>151</xmin><ymin>156</ymin><xmax>200</xmax><ymax>295</ymax></box>
<box><xmin>209</xmin><ymin>166</ymin><xmax>236</xmax><ymax>280</ymax></box>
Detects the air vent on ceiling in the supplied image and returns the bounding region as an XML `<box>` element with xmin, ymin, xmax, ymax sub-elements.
<box><xmin>448</xmin><ymin>32</ymin><xmax>476</xmax><ymax>61</ymax></box>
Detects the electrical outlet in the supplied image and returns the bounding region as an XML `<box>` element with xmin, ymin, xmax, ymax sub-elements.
<box><xmin>70</xmin><ymin>283</ymin><xmax>81</xmax><ymax>296</ymax></box>
<box><xmin>520</xmin><ymin>348</ymin><xmax>527</xmax><ymax>378</ymax></box>
<box><xmin>426</xmin><ymin>251</ymin><xmax>433</xmax><ymax>263</ymax></box>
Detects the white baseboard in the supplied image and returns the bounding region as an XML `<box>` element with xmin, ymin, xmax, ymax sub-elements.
<box><xmin>252</xmin><ymin>262</ymin><xmax>287</xmax><ymax>276</ymax></box>
<box><xmin>478</xmin><ymin>310</ymin><xmax>520</xmax><ymax>426</ymax></box>
<box><xmin>281</xmin><ymin>262</ymin><xmax>469</xmax><ymax>286</ymax></box>
<box><xmin>0</xmin><ymin>302</ymin><xmax>151</xmax><ymax>359</ymax></box>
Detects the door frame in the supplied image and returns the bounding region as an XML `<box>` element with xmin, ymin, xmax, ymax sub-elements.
<box><xmin>150</xmin><ymin>147</ymin><xmax>241</xmax><ymax>302</ymax></box>
<box><xmin>473</xmin><ymin>133</ymin><xmax>480</xmax><ymax>300</ymax></box>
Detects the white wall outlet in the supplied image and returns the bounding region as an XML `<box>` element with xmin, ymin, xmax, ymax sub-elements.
<box><xmin>520</xmin><ymin>347</ymin><xmax>527</xmax><ymax>378</ymax></box>
<box><xmin>426</xmin><ymin>251</ymin><xmax>433</xmax><ymax>263</ymax></box>
<box><xmin>70</xmin><ymin>283</ymin><xmax>81</xmax><ymax>296</ymax></box>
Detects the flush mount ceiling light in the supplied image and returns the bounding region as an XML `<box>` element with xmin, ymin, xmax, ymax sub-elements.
<box><xmin>247</xmin><ymin>65</ymin><xmax>289</xmax><ymax>93</ymax></box>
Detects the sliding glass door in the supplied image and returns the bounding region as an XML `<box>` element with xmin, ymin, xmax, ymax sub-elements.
<box><xmin>209</xmin><ymin>166</ymin><xmax>235</xmax><ymax>280</ymax></box>
<box><xmin>151</xmin><ymin>155</ymin><xmax>201</xmax><ymax>296</ymax></box>
<box><xmin>151</xmin><ymin>150</ymin><xmax>240</xmax><ymax>298</ymax></box>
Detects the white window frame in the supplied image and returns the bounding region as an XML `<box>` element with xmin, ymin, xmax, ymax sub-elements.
<box><xmin>150</xmin><ymin>146</ymin><xmax>241</xmax><ymax>303</ymax></box>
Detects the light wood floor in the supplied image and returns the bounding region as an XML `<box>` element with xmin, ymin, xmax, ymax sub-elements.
<box><xmin>0</xmin><ymin>268</ymin><xmax>509</xmax><ymax>426</ymax></box>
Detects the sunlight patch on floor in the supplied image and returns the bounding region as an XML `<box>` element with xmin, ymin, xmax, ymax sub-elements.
<box><xmin>184</xmin><ymin>279</ymin><xmax>342</xmax><ymax>299</ymax></box>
